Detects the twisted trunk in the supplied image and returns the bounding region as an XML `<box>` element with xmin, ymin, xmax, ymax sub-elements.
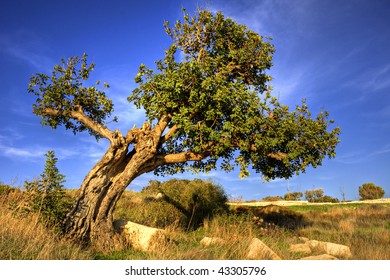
<box><xmin>64</xmin><ymin>125</ymin><xmax>159</xmax><ymax>251</ymax></box>
<box><xmin>63</xmin><ymin>117</ymin><xmax>209</xmax><ymax>251</ymax></box>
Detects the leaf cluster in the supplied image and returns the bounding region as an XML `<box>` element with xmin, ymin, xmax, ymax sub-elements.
<box><xmin>27</xmin><ymin>9</ymin><xmax>341</xmax><ymax>182</ymax></box>
<box><xmin>130</xmin><ymin>9</ymin><xmax>340</xmax><ymax>180</ymax></box>
<box><xmin>28</xmin><ymin>53</ymin><xmax>116</xmax><ymax>139</ymax></box>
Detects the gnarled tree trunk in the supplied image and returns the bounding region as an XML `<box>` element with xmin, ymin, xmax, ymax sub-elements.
<box><xmin>64</xmin><ymin>124</ymin><xmax>159</xmax><ymax>251</ymax></box>
<box><xmin>63</xmin><ymin>117</ymin><xmax>209</xmax><ymax>251</ymax></box>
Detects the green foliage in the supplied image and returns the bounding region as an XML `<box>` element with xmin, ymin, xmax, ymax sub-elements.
<box><xmin>28</xmin><ymin>9</ymin><xmax>340</xmax><ymax>193</ymax></box>
<box><xmin>126</xmin><ymin>200</ymin><xmax>187</xmax><ymax>229</ymax></box>
<box><xmin>131</xmin><ymin>9</ymin><xmax>340</xmax><ymax>180</ymax></box>
<box><xmin>141</xmin><ymin>179</ymin><xmax>228</xmax><ymax>230</ymax></box>
<box><xmin>284</xmin><ymin>192</ymin><xmax>303</xmax><ymax>201</ymax></box>
<box><xmin>24</xmin><ymin>151</ymin><xmax>73</xmax><ymax>227</ymax></box>
<box><xmin>28</xmin><ymin>53</ymin><xmax>116</xmax><ymax>140</ymax></box>
<box><xmin>359</xmin><ymin>183</ymin><xmax>385</xmax><ymax>200</ymax></box>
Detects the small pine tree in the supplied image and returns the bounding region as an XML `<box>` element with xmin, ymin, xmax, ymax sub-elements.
<box><xmin>24</xmin><ymin>151</ymin><xmax>72</xmax><ymax>227</ymax></box>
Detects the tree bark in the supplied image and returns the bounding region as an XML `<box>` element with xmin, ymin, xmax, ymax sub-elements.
<box><xmin>64</xmin><ymin>124</ymin><xmax>159</xmax><ymax>251</ymax></box>
<box><xmin>62</xmin><ymin>115</ymin><xmax>209</xmax><ymax>251</ymax></box>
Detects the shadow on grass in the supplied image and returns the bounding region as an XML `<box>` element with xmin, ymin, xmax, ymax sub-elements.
<box><xmin>231</xmin><ymin>205</ymin><xmax>312</xmax><ymax>230</ymax></box>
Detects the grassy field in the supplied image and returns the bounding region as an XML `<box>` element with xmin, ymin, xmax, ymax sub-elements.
<box><xmin>1</xmin><ymin>189</ymin><xmax>389</xmax><ymax>260</ymax></box>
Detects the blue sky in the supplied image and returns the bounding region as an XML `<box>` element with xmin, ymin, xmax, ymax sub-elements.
<box><xmin>0</xmin><ymin>0</ymin><xmax>389</xmax><ymax>200</ymax></box>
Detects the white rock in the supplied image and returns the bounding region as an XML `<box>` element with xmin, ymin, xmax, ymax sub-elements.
<box><xmin>288</xmin><ymin>243</ymin><xmax>312</xmax><ymax>255</ymax></box>
<box><xmin>247</xmin><ymin>238</ymin><xmax>281</xmax><ymax>260</ymax></box>
<box><xmin>305</xmin><ymin>240</ymin><xmax>351</xmax><ymax>259</ymax></box>
<box><xmin>298</xmin><ymin>237</ymin><xmax>310</xmax><ymax>242</ymax></box>
<box><xmin>115</xmin><ymin>220</ymin><xmax>166</xmax><ymax>252</ymax></box>
<box><xmin>300</xmin><ymin>254</ymin><xmax>338</xmax><ymax>260</ymax></box>
<box><xmin>200</xmin><ymin>237</ymin><xmax>225</xmax><ymax>246</ymax></box>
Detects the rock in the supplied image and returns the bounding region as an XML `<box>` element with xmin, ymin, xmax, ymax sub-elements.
<box><xmin>322</xmin><ymin>242</ymin><xmax>352</xmax><ymax>259</ymax></box>
<box><xmin>114</xmin><ymin>220</ymin><xmax>166</xmax><ymax>252</ymax></box>
<box><xmin>288</xmin><ymin>243</ymin><xmax>312</xmax><ymax>255</ymax></box>
<box><xmin>200</xmin><ymin>237</ymin><xmax>225</xmax><ymax>246</ymax></box>
<box><xmin>298</xmin><ymin>237</ymin><xmax>310</xmax><ymax>242</ymax></box>
<box><xmin>305</xmin><ymin>240</ymin><xmax>352</xmax><ymax>259</ymax></box>
<box><xmin>300</xmin><ymin>254</ymin><xmax>338</xmax><ymax>260</ymax></box>
<box><xmin>155</xmin><ymin>193</ymin><xmax>164</xmax><ymax>200</ymax></box>
<box><xmin>247</xmin><ymin>238</ymin><xmax>282</xmax><ymax>260</ymax></box>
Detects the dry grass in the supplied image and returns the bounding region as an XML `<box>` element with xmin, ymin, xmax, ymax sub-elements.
<box><xmin>1</xmin><ymin>188</ymin><xmax>389</xmax><ymax>260</ymax></box>
<box><xmin>0</xmin><ymin>192</ymin><xmax>93</xmax><ymax>260</ymax></box>
<box><xmin>296</xmin><ymin>204</ymin><xmax>390</xmax><ymax>259</ymax></box>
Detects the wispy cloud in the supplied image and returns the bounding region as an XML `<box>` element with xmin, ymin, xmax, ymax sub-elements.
<box><xmin>0</xmin><ymin>32</ymin><xmax>54</xmax><ymax>71</ymax></box>
<box><xmin>368</xmin><ymin>145</ymin><xmax>390</xmax><ymax>157</ymax></box>
<box><xmin>335</xmin><ymin>144</ymin><xmax>390</xmax><ymax>165</ymax></box>
<box><xmin>0</xmin><ymin>144</ymin><xmax>46</xmax><ymax>159</ymax></box>
<box><xmin>344</xmin><ymin>64</ymin><xmax>390</xmax><ymax>93</ymax></box>
<box><xmin>0</xmin><ymin>140</ymin><xmax>85</xmax><ymax>162</ymax></box>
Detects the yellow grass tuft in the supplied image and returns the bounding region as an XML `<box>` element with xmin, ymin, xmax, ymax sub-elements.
<box><xmin>0</xmin><ymin>193</ymin><xmax>93</xmax><ymax>260</ymax></box>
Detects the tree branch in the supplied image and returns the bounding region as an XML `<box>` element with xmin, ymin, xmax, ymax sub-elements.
<box><xmin>42</xmin><ymin>107</ymin><xmax>116</xmax><ymax>142</ymax></box>
<box><xmin>157</xmin><ymin>150</ymin><xmax>209</xmax><ymax>164</ymax></box>
<box><xmin>230</xmin><ymin>138</ymin><xmax>287</xmax><ymax>160</ymax></box>
<box><xmin>160</xmin><ymin>124</ymin><xmax>178</xmax><ymax>144</ymax></box>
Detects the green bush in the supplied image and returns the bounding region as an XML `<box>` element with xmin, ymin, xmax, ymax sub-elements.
<box><xmin>116</xmin><ymin>200</ymin><xmax>187</xmax><ymax>229</ymax></box>
<box><xmin>141</xmin><ymin>179</ymin><xmax>228</xmax><ymax>230</ymax></box>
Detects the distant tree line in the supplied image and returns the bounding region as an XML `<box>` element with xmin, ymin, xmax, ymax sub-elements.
<box><xmin>261</xmin><ymin>183</ymin><xmax>386</xmax><ymax>203</ymax></box>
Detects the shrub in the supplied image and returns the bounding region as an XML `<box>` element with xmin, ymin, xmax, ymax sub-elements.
<box><xmin>141</xmin><ymin>179</ymin><xmax>228</xmax><ymax>230</ymax></box>
<box><xmin>304</xmin><ymin>188</ymin><xmax>324</xmax><ymax>202</ymax></box>
<box><xmin>261</xmin><ymin>196</ymin><xmax>284</xmax><ymax>202</ymax></box>
<box><xmin>321</xmin><ymin>195</ymin><xmax>339</xmax><ymax>203</ymax></box>
<box><xmin>359</xmin><ymin>183</ymin><xmax>385</xmax><ymax>200</ymax></box>
<box><xmin>119</xmin><ymin>200</ymin><xmax>187</xmax><ymax>229</ymax></box>
<box><xmin>284</xmin><ymin>192</ymin><xmax>303</xmax><ymax>201</ymax></box>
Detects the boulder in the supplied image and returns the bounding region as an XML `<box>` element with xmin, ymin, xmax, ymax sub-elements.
<box><xmin>114</xmin><ymin>220</ymin><xmax>166</xmax><ymax>252</ymax></box>
<box><xmin>300</xmin><ymin>254</ymin><xmax>338</xmax><ymax>260</ymax></box>
<box><xmin>200</xmin><ymin>237</ymin><xmax>225</xmax><ymax>246</ymax></box>
<box><xmin>288</xmin><ymin>243</ymin><xmax>312</xmax><ymax>255</ymax></box>
<box><xmin>305</xmin><ymin>240</ymin><xmax>352</xmax><ymax>259</ymax></box>
<box><xmin>298</xmin><ymin>237</ymin><xmax>310</xmax><ymax>242</ymax></box>
<box><xmin>247</xmin><ymin>238</ymin><xmax>281</xmax><ymax>260</ymax></box>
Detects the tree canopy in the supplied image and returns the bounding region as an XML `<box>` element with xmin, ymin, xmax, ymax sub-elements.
<box><xmin>359</xmin><ymin>183</ymin><xmax>385</xmax><ymax>200</ymax></box>
<box><xmin>28</xmin><ymin>9</ymin><xmax>340</xmax><ymax>182</ymax></box>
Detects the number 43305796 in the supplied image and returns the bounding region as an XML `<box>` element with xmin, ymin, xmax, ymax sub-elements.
<box><xmin>217</xmin><ymin>266</ymin><xmax>266</xmax><ymax>276</ymax></box>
